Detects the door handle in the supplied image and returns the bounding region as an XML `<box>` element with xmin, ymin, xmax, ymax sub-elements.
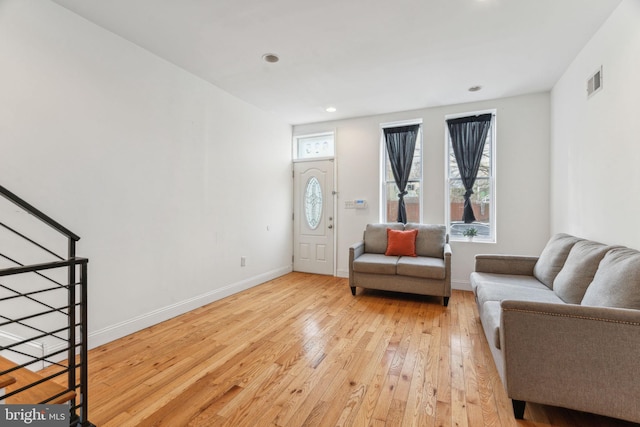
<box><xmin>328</xmin><ymin>225</ymin><xmax>333</xmax><ymax>229</ymax></box>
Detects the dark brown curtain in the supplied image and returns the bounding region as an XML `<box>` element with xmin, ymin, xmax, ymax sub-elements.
<box><xmin>446</xmin><ymin>114</ymin><xmax>492</xmax><ymax>223</ymax></box>
<box><xmin>384</xmin><ymin>125</ymin><xmax>420</xmax><ymax>224</ymax></box>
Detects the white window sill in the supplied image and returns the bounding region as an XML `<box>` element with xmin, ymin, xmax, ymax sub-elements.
<box><xmin>450</xmin><ymin>238</ymin><xmax>496</xmax><ymax>244</ymax></box>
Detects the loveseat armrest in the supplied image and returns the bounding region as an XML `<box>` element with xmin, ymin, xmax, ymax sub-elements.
<box><xmin>443</xmin><ymin>243</ymin><xmax>452</xmax><ymax>276</ymax></box>
<box><xmin>349</xmin><ymin>241</ymin><xmax>365</xmax><ymax>262</ymax></box>
<box><xmin>440</xmin><ymin>243</ymin><xmax>453</xmax><ymax>306</ymax></box>
<box><xmin>474</xmin><ymin>254</ymin><xmax>538</xmax><ymax>275</ymax></box>
<box><xmin>444</xmin><ymin>243</ymin><xmax>452</xmax><ymax>259</ymax></box>
<box><xmin>349</xmin><ymin>241</ymin><xmax>365</xmax><ymax>290</ymax></box>
<box><xmin>500</xmin><ymin>300</ymin><xmax>640</xmax><ymax>423</ymax></box>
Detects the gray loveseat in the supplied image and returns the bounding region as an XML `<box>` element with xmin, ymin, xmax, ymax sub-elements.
<box><xmin>471</xmin><ymin>233</ymin><xmax>640</xmax><ymax>423</ymax></box>
<box><xmin>349</xmin><ymin>223</ymin><xmax>451</xmax><ymax>306</ymax></box>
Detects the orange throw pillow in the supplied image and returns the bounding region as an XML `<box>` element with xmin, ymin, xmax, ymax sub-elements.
<box><xmin>385</xmin><ymin>228</ymin><xmax>418</xmax><ymax>257</ymax></box>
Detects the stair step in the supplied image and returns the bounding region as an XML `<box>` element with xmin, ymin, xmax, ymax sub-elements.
<box><xmin>1</xmin><ymin>372</ymin><xmax>17</xmax><ymax>403</ymax></box>
<box><xmin>0</xmin><ymin>373</ymin><xmax>16</xmax><ymax>388</ymax></box>
<box><xmin>0</xmin><ymin>356</ymin><xmax>76</xmax><ymax>404</ymax></box>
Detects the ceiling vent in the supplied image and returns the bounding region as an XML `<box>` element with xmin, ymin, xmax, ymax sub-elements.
<box><xmin>587</xmin><ymin>66</ymin><xmax>603</xmax><ymax>98</ymax></box>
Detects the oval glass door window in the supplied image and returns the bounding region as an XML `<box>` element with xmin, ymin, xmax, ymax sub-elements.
<box><xmin>304</xmin><ymin>177</ymin><xmax>323</xmax><ymax>229</ymax></box>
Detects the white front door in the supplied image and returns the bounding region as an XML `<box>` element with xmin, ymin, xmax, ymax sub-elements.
<box><xmin>293</xmin><ymin>160</ymin><xmax>335</xmax><ymax>275</ymax></box>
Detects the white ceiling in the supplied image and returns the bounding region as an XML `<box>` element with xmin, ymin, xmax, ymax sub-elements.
<box><xmin>51</xmin><ymin>0</ymin><xmax>621</xmax><ymax>125</ymax></box>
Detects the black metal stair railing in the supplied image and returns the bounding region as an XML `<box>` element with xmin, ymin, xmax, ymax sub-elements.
<box><xmin>0</xmin><ymin>185</ymin><xmax>93</xmax><ymax>427</ymax></box>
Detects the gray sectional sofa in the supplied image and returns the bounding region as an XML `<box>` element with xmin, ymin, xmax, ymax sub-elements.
<box><xmin>349</xmin><ymin>223</ymin><xmax>451</xmax><ymax>306</ymax></box>
<box><xmin>471</xmin><ymin>233</ymin><xmax>640</xmax><ymax>423</ymax></box>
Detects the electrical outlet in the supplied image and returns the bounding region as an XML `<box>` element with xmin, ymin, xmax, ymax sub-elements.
<box><xmin>241</xmin><ymin>256</ymin><xmax>246</xmax><ymax>267</ymax></box>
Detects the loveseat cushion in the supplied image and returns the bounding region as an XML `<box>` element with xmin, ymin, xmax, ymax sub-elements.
<box><xmin>352</xmin><ymin>253</ymin><xmax>399</xmax><ymax>275</ymax></box>
<box><xmin>364</xmin><ymin>223</ymin><xmax>404</xmax><ymax>254</ymax></box>
<box><xmin>533</xmin><ymin>233</ymin><xmax>582</xmax><ymax>288</ymax></box>
<box><xmin>581</xmin><ymin>247</ymin><xmax>640</xmax><ymax>310</ymax></box>
<box><xmin>404</xmin><ymin>223</ymin><xmax>446</xmax><ymax>258</ymax></box>
<box><xmin>397</xmin><ymin>256</ymin><xmax>445</xmax><ymax>279</ymax></box>
<box><xmin>553</xmin><ymin>240</ymin><xmax>611</xmax><ymax>304</ymax></box>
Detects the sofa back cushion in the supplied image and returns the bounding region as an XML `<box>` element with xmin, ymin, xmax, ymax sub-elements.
<box><xmin>364</xmin><ymin>223</ymin><xmax>404</xmax><ymax>254</ymax></box>
<box><xmin>553</xmin><ymin>240</ymin><xmax>611</xmax><ymax>303</ymax></box>
<box><xmin>581</xmin><ymin>247</ymin><xmax>640</xmax><ymax>310</ymax></box>
<box><xmin>533</xmin><ymin>233</ymin><xmax>582</xmax><ymax>288</ymax></box>
<box><xmin>404</xmin><ymin>223</ymin><xmax>446</xmax><ymax>258</ymax></box>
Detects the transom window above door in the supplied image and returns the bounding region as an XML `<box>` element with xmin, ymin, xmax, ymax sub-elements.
<box><xmin>294</xmin><ymin>132</ymin><xmax>335</xmax><ymax>161</ymax></box>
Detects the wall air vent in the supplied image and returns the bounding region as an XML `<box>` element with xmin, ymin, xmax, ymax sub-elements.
<box><xmin>587</xmin><ymin>66</ymin><xmax>603</xmax><ymax>98</ymax></box>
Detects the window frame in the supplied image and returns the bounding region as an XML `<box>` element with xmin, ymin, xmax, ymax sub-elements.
<box><xmin>380</xmin><ymin>119</ymin><xmax>423</xmax><ymax>223</ymax></box>
<box><xmin>444</xmin><ymin>110</ymin><xmax>496</xmax><ymax>243</ymax></box>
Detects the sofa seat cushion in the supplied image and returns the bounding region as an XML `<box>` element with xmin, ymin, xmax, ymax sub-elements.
<box><xmin>480</xmin><ymin>301</ymin><xmax>502</xmax><ymax>349</ymax></box>
<box><xmin>533</xmin><ymin>233</ymin><xmax>582</xmax><ymax>288</ymax></box>
<box><xmin>396</xmin><ymin>256</ymin><xmax>445</xmax><ymax>279</ymax></box>
<box><xmin>476</xmin><ymin>282</ymin><xmax>564</xmax><ymax>308</ymax></box>
<box><xmin>470</xmin><ymin>272</ymin><xmax>550</xmax><ymax>294</ymax></box>
<box><xmin>582</xmin><ymin>247</ymin><xmax>640</xmax><ymax>310</ymax></box>
<box><xmin>352</xmin><ymin>253</ymin><xmax>398</xmax><ymax>275</ymax></box>
<box><xmin>553</xmin><ymin>240</ymin><xmax>612</xmax><ymax>304</ymax></box>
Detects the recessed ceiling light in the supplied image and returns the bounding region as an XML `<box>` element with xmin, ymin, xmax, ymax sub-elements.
<box><xmin>262</xmin><ymin>53</ymin><xmax>279</xmax><ymax>63</ymax></box>
<box><xmin>468</xmin><ymin>85</ymin><xmax>482</xmax><ymax>92</ymax></box>
<box><xmin>325</xmin><ymin>106</ymin><xmax>337</xmax><ymax>113</ymax></box>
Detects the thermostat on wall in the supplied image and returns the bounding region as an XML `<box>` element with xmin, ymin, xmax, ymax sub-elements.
<box><xmin>354</xmin><ymin>199</ymin><xmax>367</xmax><ymax>209</ymax></box>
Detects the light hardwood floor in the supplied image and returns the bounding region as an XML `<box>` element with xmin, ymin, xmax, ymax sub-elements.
<box><xmin>68</xmin><ymin>273</ymin><xmax>638</xmax><ymax>426</ymax></box>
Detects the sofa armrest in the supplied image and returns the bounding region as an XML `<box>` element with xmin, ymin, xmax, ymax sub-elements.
<box><xmin>500</xmin><ymin>300</ymin><xmax>640</xmax><ymax>422</ymax></box>
<box><xmin>474</xmin><ymin>254</ymin><xmax>538</xmax><ymax>275</ymax></box>
<box><xmin>349</xmin><ymin>241</ymin><xmax>365</xmax><ymax>287</ymax></box>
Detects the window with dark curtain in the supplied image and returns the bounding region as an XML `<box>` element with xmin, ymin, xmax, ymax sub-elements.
<box><xmin>446</xmin><ymin>114</ymin><xmax>493</xmax><ymax>223</ymax></box>
<box><xmin>383</xmin><ymin>124</ymin><xmax>420</xmax><ymax>224</ymax></box>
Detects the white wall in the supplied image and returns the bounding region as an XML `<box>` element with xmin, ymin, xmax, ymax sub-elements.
<box><xmin>0</xmin><ymin>1</ymin><xmax>292</xmax><ymax>347</ymax></box>
<box><xmin>295</xmin><ymin>92</ymin><xmax>551</xmax><ymax>289</ymax></box>
<box><xmin>6</xmin><ymin>0</ymin><xmax>626</xmax><ymax>347</ymax></box>
<box><xmin>551</xmin><ymin>0</ymin><xmax>640</xmax><ymax>248</ymax></box>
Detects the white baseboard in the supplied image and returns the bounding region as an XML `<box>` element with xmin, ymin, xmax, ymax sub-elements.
<box><xmin>88</xmin><ymin>265</ymin><xmax>292</xmax><ymax>349</ymax></box>
<box><xmin>0</xmin><ymin>331</ymin><xmax>45</xmax><ymax>370</ymax></box>
<box><xmin>452</xmin><ymin>279</ymin><xmax>472</xmax><ymax>292</ymax></box>
<box><xmin>336</xmin><ymin>269</ymin><xmax>349</xmax><ymax>278</ymax></box>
